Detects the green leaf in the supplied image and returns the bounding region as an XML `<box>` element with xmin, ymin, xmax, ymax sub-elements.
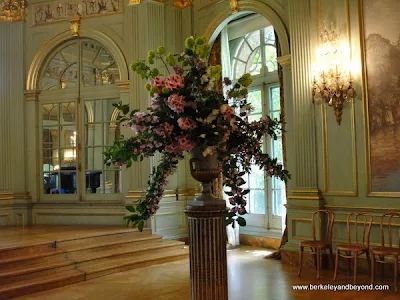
<box><xmin>125</xmin><ymin>205</ymin><xmax>135</xmax><ymax>213</ymax></box>
<box><xmin>237</xmin><ymin>216</ymin><xmax>246</xmax><ymax>226</ymax></box>
<box><xmin>126</xmin><ymin>159</ymin><xmax>132</xmax><ymax>168</ymax></box>
<box><xmin>138</xmin><ymin>220</ymin><xmax>145</xmax><ymax>232</ymax></box>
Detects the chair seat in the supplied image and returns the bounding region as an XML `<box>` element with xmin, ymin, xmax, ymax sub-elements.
<box><xmin>336</xmin><ymin>244</ymin><xmax>368</xmax><ymax>253</ymax></box>
<box><xmin>300</xmin><ymin>240</ymin><xmax>329</xmax><ymax>248</ymax></box>
<box><xmin>371</xmin><ymin>246</ymin><xmax>400</xmax><ymax>256</ymax></box>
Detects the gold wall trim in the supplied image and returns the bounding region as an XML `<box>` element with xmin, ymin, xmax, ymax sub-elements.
<box><xmin>117</xmin><ymin>81</ymin><xmax>130</xmax><ymax>89</ymax></box>
<box><xmin>0</xmin><ymin>0</ymin><xmax>26</xmax><ymax>22</ymax></box>
<box><xmin>0</xmin><ymin>192</ymin><xmax>31</xmax><ymax>200</ymax></box>
<box><xmin>325</xmin><ymin>204</ymin><xmax>400</xmax><ymax>211</ymax></box>
<box><xmin>324</xmin><ymin>191</ymin><xmax>357</xmax><ymax>197</ymax></box>
<box><xmin>287</xmin><ymin>195</ymin><xmax>322</xmax><ymax>200</ymax></box>
<box><xmin>24</xmin><ymin>90</ymin><xmax>41</xmax><ymax>101</ymax></box>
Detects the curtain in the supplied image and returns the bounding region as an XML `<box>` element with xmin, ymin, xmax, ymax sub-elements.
<box><xmin>266</xmin><ymin>31</ymin><xmax>288</xmax><ymax>259</ymax></box>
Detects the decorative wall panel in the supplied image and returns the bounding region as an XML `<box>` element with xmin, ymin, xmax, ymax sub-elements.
<box><xmin>32</xmin><ymin>0</ymin><xmax>123</xmax><ymax>26</ymax></box>
<box><xmin>362</xmin><ymin>0</ymin><xmax>400</xmax><ymax>195</ymax></box>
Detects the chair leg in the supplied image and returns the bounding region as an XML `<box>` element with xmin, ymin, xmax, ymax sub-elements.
<box><xmin>312</xmin><ymin>247</ymin><xmax>317</xmax><ymax>270</ymax></box>
<box><xmin>329</xmin><ymin>246</ymin><xmax>334</xmax><ymax>268</ymax></box>
<box><xmin>298</xmin><ymin>246</ymin><xmax>303</xmax><ymax>276</ymax></box>
<box><xmin>347</xmin><ymin>252</ymin><xmax>352</xmax><ymax>276</ymax></box>
<box><xmin>316</xmin><ymin>248</ymin><xmax>321</xmax><ymax>280</ymax></box>
<box><xmin>366</xmin><ymin>251</ymin><xmax>371</xmax><ymax>274</ymax></box>
<box><xmin>371</xmin><ymin>254</ymin><xmax>375</xmax><ymax>285</ymax></box>
<box><xmin>381</xmin><ymin>256</ymin><xmax>385</xmax><ymax>282</ymax></box>
<box><xmin>354</xmin><ymin>253</ymin><xmax>358</xmax><ymax>284</ymax></box>
<box><xmin>394</xmin><ymin>256</ymin><xmax>398</xmax><ymax>293</ymax></box>
<box><xmin>333</xmin><ymin>248</ymin><xmax>339</xmax><ymax>281</ymax></box>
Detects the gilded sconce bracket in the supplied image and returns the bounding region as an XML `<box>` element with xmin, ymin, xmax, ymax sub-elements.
<box><xmin>173</xmin><ymin>0</ymin><xmax>192</xmax><ymax>8</ymax></box>
<box><xmin>70</xmin><ymin>17</ymin><xmax>81</xmax><ymax>37</ymax></box>
<box><xmin>0</xmin><ymin>0</ymin><xmax>27</xmax><ymax>22</ymax></box>
<box><xmin>229</xmin><ymin>0</ymin><xmax>239</xmax><ymax>14</ymax></box>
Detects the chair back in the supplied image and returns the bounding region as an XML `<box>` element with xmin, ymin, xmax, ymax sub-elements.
<box><xmin>311</xmin><ymin>209</ymin><xmax>335</xmax><ymax>244</ymax></box>
<box><xmin>379</xmin><ymin>212</ymin><xmax>400</xmax><ymax>248</ymax></box>
<box><xmin>346</xmin><ymin>212</ymin><xmax>372</xmax><ymax>247</ymax></box>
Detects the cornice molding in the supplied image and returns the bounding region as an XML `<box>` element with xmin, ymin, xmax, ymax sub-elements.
<box><xmin>0</xmin><ymin>0</ymin><xmax>26</xmax><ymax>22</ymax></box>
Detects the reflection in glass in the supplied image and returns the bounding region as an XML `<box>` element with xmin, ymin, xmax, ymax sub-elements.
<box><xmin>42</xmin><ymin>102</ymin><xmax>77</xmax><ymax>194</ymax></box>
<box><xmin>84</xmin><ymin>98</ymin><xmax>121</xmax><ymax>194</ymax></box>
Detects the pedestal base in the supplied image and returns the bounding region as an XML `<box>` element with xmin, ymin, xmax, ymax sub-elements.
<box><xmin>185</xmin><ymin>202</ymin><xmax>228</xmax><ymax>300</ymax></box>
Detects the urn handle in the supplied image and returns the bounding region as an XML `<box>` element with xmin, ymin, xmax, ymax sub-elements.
<box><xmin>189</xmin><ymin>158</ymin><xmax>198</xmax><ymax>172</ymax></box>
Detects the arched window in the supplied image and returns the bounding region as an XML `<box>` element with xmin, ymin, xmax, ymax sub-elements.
<box><xmin>222</xmin><ymin>14</ymin><xmax>284</xmax><ymax>231</ymax></box>
<box><xmin>40</xmin><ymin>38</ymin><xmax>121</xmax><ymax>201</ymax></box>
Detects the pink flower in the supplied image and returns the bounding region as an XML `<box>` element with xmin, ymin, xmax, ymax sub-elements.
<box><xmin>165</xmin><ymin>75</ymin><xmax>184</xmax><ymax>90</ymax></box>
<box><xmin>131</xmin><ymin>124</ymin><xmax>147</xmax><ymax>133</ymax></box>
<box><xmin>150</xmin><ymin>76</ymin><xmax>165</xmax><ymax>89</ymax></box>
<box><xmin>177</xmin><ymin>117</ymin><xmax>196</xmax><ymax>130</ymax></box>
<box><xmin>220</xmin><ymin>104</ymin><xmax>235</xmax><ymax>120</ymax></box>
<box><xmin>178</xmin><ymin>135</ymin><xmax>195</xmax><ymax>151</ymax></box>
<box><xmin>167</xmin><ymin>94</ymin><xmax>185</xmax><ymax>113</ymax></box>
<box><xmin>165</xmin><ymin>142</ymin><xmax>181</xmax><ymax>153</ymax></box>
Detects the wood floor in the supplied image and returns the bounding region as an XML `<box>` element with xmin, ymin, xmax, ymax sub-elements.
<box><xmin>12</xmin><ymin>246</ymin><xmax>399</xmax><ymax>300</ymax></box>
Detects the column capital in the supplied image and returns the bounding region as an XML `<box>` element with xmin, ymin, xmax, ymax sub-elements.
<box><xmin>0</xmin><ymin>0</ymin><xmax>26</xmax><ymax>22</ymax></box>
<box><xmin>24</xmin><ymin>90</ymin><xmax>41</xmax><ymax>101</ymax></box>
<box><xmin>277</xmin><ymin>54</ymin><xmax>291</xmax><ymax>68</ymax></box>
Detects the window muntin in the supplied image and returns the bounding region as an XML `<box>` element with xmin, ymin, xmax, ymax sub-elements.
<box><xmin>41</xmin><ymin>39</ymin><xmax>120</xmax><ymax>91</ymax></box>
<box><xmin>230</xmin><ymin>25</ymin><xmax>278</xmax><ymax>80</ymax></box>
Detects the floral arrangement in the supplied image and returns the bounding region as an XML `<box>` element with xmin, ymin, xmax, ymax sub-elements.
<box><xmin>104</xmin><ymin>36</ymin><xmax>290</xmax><ymax>232</ymax></box>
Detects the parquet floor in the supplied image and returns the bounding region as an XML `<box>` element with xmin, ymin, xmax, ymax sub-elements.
<box><xmin>13</xmin><ymin>246</ymin><xmax>399</xmax><ymax>300</ymax></box>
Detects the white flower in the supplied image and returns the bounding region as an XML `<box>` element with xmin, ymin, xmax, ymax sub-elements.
<box><xmin>199</xmin><ymin>134</ymin><xmax>206</xmax><ymax>138</ymax></box>
<box><xmin>202</xmin><ymin>146</ymin><xmax>215</xmax><ymax>157</ymax></box>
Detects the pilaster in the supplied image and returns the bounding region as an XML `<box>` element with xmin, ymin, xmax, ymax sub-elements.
<box><xmin>284</xmin><ymin>0</ymin><xmax>324</xmax><ymax>252</ymax></box>
<box><xmin>0</xmin><ymin>22</ymin><xmax>26</xmax><ymax>193</ymax></box>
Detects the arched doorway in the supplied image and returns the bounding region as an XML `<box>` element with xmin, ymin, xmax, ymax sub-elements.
<box><xmin>35</xmin><ymin>37</ymin><xmax>125</xmax><ymax>202</ymax></box>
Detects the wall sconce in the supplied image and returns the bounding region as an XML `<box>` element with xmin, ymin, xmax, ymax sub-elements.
<box><xmin>312</xmin><ymin>24</ymin><xmax>356</xmax><ymax>125</ymax></box>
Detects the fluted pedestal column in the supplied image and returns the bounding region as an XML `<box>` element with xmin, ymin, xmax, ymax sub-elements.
<box><xmin>185</xmin><ymin>183</ymin><xmax>228</xmax><ymax>300</ymax></box>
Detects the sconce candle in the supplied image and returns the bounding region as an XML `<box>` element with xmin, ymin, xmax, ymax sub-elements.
<box><xmin>312</xmin><ymin>24</ymin><xmax>356</xmax><ymax>125</ymax></box>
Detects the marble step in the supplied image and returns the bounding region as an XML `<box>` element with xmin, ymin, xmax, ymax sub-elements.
<box><xmin>0</xmin><ymin>247</ymin><xmax>188</xmax><ymax>299</ymax></box>
<box><xmin>79</xmin><ymin>246</ymin><xmax>189</xmax><ymax>280</ymax></box>
<box><xmin>0</xmin><ymin>229</ymin><xmax>156</xmax><ymax>265</ymax></box>
<box><xmin>0</xmin><ymin>239</ymin><xmax>185</xmax><ymax>285</ymax></box>
<box><xmin>0</xmin><ymin>269</ymin><xmax>85</xmax><ymax>300</ymax></box>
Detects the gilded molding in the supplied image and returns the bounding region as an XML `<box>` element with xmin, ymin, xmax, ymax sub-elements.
<box><xmin>128</xmin><ymin>0</ymin><xmax>143</xmax><ymax>4</ymax></box>
<box><xmin>173</xmin><ymin>0</ymin><xmax>192</xmax><ymax>8</ymax></box>
<box><xmin>0</xmin><ymin>0</ymin><xmax>26</xmax><ymax>22</ymax></box>
<box><xmin>117</xmin><ymin>81</ymin><xmax>130</xmax><ymax>89</ymax></box>
<box><xmin>32</xmin><ymin>0</ymin><xmax>123</xmax><ymax>26</ymax></box>
<box><xmin>229</xmin><ymin>0</ymin><xmax>239</xmax><ymax>14</ymax></box>
<box><xmin>24</xmin><ymin>89</ymin><xmax>41</xmax><ymax>101</ymax></box>
<box><xmin>0</xmin><ymin>192</ymin><xmax>31</xmax><ymax>200</ymax></box>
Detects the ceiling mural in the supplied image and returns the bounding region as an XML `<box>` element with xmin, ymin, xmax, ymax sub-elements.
<box><xmin>32</xmin><ymin>0</ymin><xmax>123</xmax><ymax>26</ymax></box>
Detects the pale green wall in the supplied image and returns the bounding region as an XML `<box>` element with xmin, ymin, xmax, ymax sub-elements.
<box><xmin>1</xmin><ymin>0</ymin><xmax>399</xmax><ymax>245</ymax></box>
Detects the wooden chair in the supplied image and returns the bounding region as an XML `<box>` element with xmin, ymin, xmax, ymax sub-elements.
<box><xmin>370</xmin><ymin>212</ymin><xmax>400</xmax><ymax>292</ymax></box>
<box><xmin>298</xmin><ymin>209</ymin><xmax>335</xmax><ymax>279</ymax></box>
<box><xmin>333</xmin><ymin>212</ymin><xmax>372</xmax><ymax>284</ymax></box>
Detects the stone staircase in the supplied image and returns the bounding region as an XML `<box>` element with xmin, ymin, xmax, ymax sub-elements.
<box><xmin>0</xmin><ymin>229</ymin><xmax>188</xmax><ymax>299</ymax></box>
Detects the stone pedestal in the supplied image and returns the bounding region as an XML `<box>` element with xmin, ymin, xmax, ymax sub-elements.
<box><xmin>185</xmin><ymin>198</ymin><xmax>228</xmax><ymax>300</ymax></box>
